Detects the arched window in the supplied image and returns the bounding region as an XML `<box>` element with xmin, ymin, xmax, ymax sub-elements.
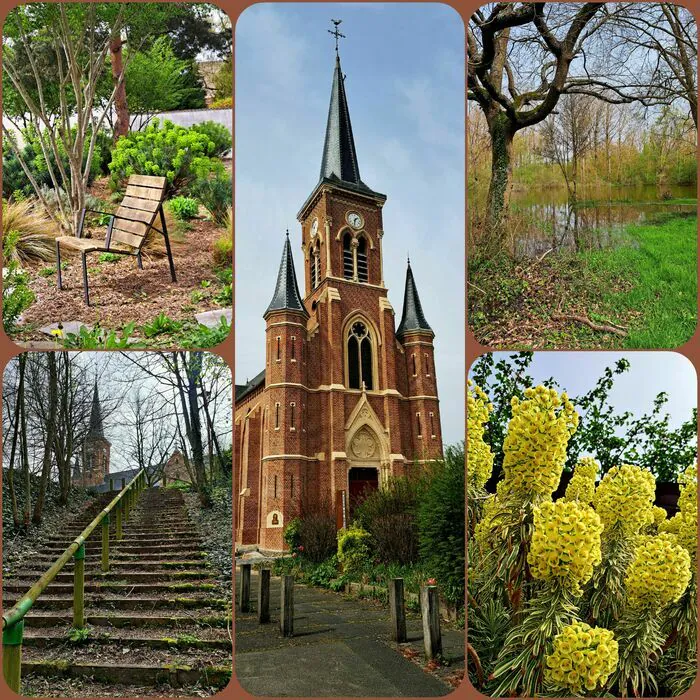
<box><xmin>357</xmin><ymin>236</ymin><xmax>368</xmax><ymax>282</ymax></box>
<box><xmin>343</xmin><ymin>232</ymin><xmax>353</xmax><ymax>279</ymax></box>
<box><xmin>347</xmin><ymin>321</ymin><xmax>374</xmax><ymax>390</ymax></box>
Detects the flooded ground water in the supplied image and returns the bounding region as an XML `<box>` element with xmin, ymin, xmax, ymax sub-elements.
<box><xmin>512</xmin><ymin>183</ymin><xmax>697</xmax><ymax>259</ymax></box>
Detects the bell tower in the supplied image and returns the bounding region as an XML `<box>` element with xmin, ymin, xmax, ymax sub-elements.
<box><xmin>75</xmin><ymin>381</ymin><xmax>111</xmax><ymax>488</ymax></box>
<box><xmin>298</xmin><ymin>38</ymin><xmax>387</xmax><ymax>299</ymax></box>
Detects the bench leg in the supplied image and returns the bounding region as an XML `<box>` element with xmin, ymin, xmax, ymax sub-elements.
<box><xmin>164</xmin><ymin>233</ymin><xmax>177</xmax><ymax>282</ymax></box>
<box><xmin>137</xmin><ymin>252</ymin><xmax>143</xmax><ymax>270</ymax></box>
<box><xmin>56</xmin><ymin>241</ymin><xmax>63</xmax><ymax>290</ymax></box>
<box><xmin>81</xmin><ymin>252</ymin><xmax>90</xmax><ymax>306</ymax></box>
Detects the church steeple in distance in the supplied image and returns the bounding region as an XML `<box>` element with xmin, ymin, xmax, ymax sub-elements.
<box><xmin>87</xmin><ymin>380</ymin><xmax>105</xmax><ymax>438</ymax></box>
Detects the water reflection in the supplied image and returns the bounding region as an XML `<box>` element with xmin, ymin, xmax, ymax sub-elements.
<box><xmin>512</xmin><ymin>184</ymin><xmax>697</xmax><ymax>259</ymax></box>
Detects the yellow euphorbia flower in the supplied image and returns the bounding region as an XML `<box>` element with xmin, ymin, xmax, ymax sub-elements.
<box><xmin>564</xmin><ymin>457</ymin><xmax>598</xmax><ymax>504</ymax></box>
<box><xmin>626</xmin><ymin>533</ymin><xmax>691</xmax><ymax>611</ymax></box>
<box><xmin>545</xmin><ymin>622</ymin><xmax>618</xmax><ymax>695</ymax></box>
<box><xmin>593</xmin><ymin>464</ymin><xmax>655</xmax><ymax>536</ymax></box>
<box><xmin>528</xmin><ymin>500</ymin><xmax>603</xmax><ymax>595</ymax></box>
<box><xmin>502</xmin><ymin>386</ymin><xmax>578</xmax><ymax>498</ymax></box>
<box><xmin>467</xmin><ymin>381</ymin><xmax>494</xmax><ymax>490</ymax></box>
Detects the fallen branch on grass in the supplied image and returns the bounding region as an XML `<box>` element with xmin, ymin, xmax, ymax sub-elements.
<box><xmin>551</xmin><ymin>312</ymin><xmax>628</xmax><ymax>336</ymax></box>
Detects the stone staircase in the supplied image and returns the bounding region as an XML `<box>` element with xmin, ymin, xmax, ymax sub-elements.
<box><xmin>2</xmin><ymin>487</ymin><xmax>231</xmax><ymax>696</ymax></box>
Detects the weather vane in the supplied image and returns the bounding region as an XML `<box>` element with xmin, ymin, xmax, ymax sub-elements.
<box><xmin>328</xmin><ymin>19</ymin><xmax>345</xmax><ymax>54</ymax></box>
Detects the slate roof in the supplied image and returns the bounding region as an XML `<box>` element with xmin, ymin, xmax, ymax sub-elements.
<box><xmin>92</xmin><ymin>468</ymin><xmax>139</xmax><ymax>493</ymax></box>
<box><xmin>235</xmin><ymin>370</ymin><xmax>265</xmax><ymax>403</ymax></box>
<box><xmin>396</xmin><ymin>261</ymin><xmax>433</xmax><ymax>339</ymax></box>
<box><xmin>264</xmin><ymin>233</ymin><xmax>308</xmax><ymax>319</ymax></box>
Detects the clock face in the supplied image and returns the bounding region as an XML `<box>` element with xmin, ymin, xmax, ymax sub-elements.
<box><xmin>310</xmin><ymin>218</ymin><xmax>319</xmax><ymax>237</ymax></box>
<box><xmin>347</xmin><ymin>211</ymin><xmax>363</xmax><ymax>230</ymax></box>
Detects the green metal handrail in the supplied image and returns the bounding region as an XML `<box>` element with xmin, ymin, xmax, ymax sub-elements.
<box><xmin>2</xmin><ymin>469</ymin><xmax>147</xmax><ymax>692</ymax></box>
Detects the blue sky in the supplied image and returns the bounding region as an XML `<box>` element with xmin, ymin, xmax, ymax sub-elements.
<box><xmin>235</xmin><ymin>3</ymin><xmax>465</xmax><ymax>445</ymax></box>
<box><xmin>469</xmin><ymin>352</ymin><xmax>696</xmax><ymax>432</ymax></box>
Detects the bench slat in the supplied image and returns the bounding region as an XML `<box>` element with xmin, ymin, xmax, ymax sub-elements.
<box><xmin>111</xmin><ymin>229</ymin><xmax>145</xmax><ymax>249</ymax></box>
<box><xmin>114</xmin><ymin>207</ymin><xmax>155</xmax><ymax>225</ymax></box>
<box><xmin>125</xmin><ymin>184</ymin><xmax>163</xmax><ymax>201</ymax></box>
<box><xmin>119</xmin><ymin>196</ymin><xmax>161</xmax><ymax>213</ymax></box>
<box><xmin>128</xmin><ymin>174</ymin><xmax>166</xmax><ymax>189</ymax></box>
<box><xmin>112</xmin><ymin>218</ymin><xmax>150</xmax><ymax>237</ymax></box>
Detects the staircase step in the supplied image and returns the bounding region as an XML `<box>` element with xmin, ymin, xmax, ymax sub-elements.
<box><xmin>8</xmin><ymin>570</ymin><xmax>213</xmax><ymax>583</ymax></box>
<box><xmin>21</xmin><ymin>660</ymin><xmax>230</xmax><ymax>689</ymax></box>
<box><xmin>23</xmin><ymin>626</ymin><xmax>230</xmax><ymax>650</ymax></box>
<box><xmin>4</xmin><ymin>582</ymin><xmax>218</xmax><ymax>594</ymax></box>
<box><xmin>24</xmin><ymin>612</ymin><xmax>230</xmax><ymax>628</ymax></box>
<box><xmin>4</xmin><ymin>595</ymin><xmax>228</xmax><ymax>611</ymax></box>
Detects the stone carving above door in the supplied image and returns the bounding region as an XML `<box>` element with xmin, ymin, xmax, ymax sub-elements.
<box><xmin>350</xmin><ymin>427</ymin><xmax>377</xmax><ymax>460</ymax></box>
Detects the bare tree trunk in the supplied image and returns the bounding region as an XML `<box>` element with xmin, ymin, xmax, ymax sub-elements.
<box><xmin>32</xmin><ymin>354</ymin><xmax>58</xmax><ymax>524</ymax></box>
<box><xmin>6</xmin><ymin>358</ymin><xmax>25</xmax><ymax>529</ymax></box>
<box><xmin>20</xmin><ymin>355</ymin><xmax>31</xmax><ymax>530</ymax></box>
<box><xmin>110</xmin><ymin>34</ymin><xmax>129</xmax><ymax>140</ymax></box>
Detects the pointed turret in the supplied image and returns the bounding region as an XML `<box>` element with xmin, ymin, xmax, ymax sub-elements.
<box><xmin>87</xmin><ymin>381</ymin><xmax>104</xmax><ymax>438</ymax></box>
<box><xmin>397</xmin><ymin>261</ymin><xmax>433</xmax><ymax>339</ymax></box>
<box><xmin>265</xmin><ymin>232</ymin><xmax>308</xmax><ymax>319</ymax></box>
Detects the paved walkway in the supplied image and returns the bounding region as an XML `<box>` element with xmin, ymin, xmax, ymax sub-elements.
<box><xmin>235</xmin><ymin>569</ymin><xmax>463</xmax><ymax>697</ymax></box>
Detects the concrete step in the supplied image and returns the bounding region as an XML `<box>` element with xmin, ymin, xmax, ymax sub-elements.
<box><xmin>3</xmin><ymin>582</ymin><xmax>218</xmax><ymax>595</ymax></box>
<box><xmin>4</xmin><ymin>595</ymin><xmax>228</xmax><ymax>611</ymax></box>
<box><xmin>23</xmin><ymin>611</ymin><xmax>230</xmax><ymax>628</ymax></box>
<box><xmin>10</xmin><ymin>569</ymin><xmax>213</xmax><ymax>583</ymax></box>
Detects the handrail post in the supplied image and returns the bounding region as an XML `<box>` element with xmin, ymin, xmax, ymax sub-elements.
<box><xmin>3</xmin><ymin>619</ymin><xmax>24</xmax><ymax>693</ymax></box>
<box><xmin>73</xmin><ymin>543</ymin><xmax>85</xmax><ymax>628</ymax></box>
<box><xmin>124</xmin><ymin>488</ymin><xmax>131</xmax><ymax>521</ymax></box>
<box><xmin>109</xmin><ymin>477</ymin><xmax>114</xmax><ymax>491</ymax></box>
<box><xmin>116</xmin><ymin>499</ymin><xmax>123</xmax><ymax>541</ymax></box>
<box><xmin>121</xmin><ymin>477</ymin><xmax>126</xmax><ymax>490</ymax></box>
<box><xmin>101</xmin><ymin>514</ymin><xmax>110</xmax><ymax>572</ymax></box>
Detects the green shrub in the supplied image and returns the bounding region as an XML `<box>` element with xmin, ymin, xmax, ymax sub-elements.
<box><xmin>214</xmin><ymin>267</ymin><xmax>232</xmax><ymax>306</ymax></box>
<box><xmin>295</xmin><ymin>508</ymin><xmax>337</xmax><ymax>563</ymax></box>
<box><xmin>98</xmin><ymin>252</ymin><xmax>121</xmax><ymax>263</ymax></box>
<box><xmin>190</xmin><ymin>121</ymin><xmax>231</xmax><ymax>158</ymax></box>
<box><xmin>2</xmin><ymin>230</ymin><xmax>35</xmax><ymax>334</ymax></box>
<box><xmin>213</xmin><ymin>57</ymin><xmax>232</xmax><ymax>102</ymax></box>
<box><xmin>210</xmin><ymin>96</ymin><xmax>232</xmax><ymax>109</ymax></box>
<box><xmin>213</xmin><ymin>233</ymin><xmax>232</xmax><ymax>269</ymax></box>
<box><xmin>355</xmin><ymin>477</ymin><xmax>424</xmax><ymax>565</ymax></box>
<box><xmin>1</xmin><ymin>199</ymin><xmax>56</xmax><ymax>264</ymax></box>
<box><xmin>417</xmin><ymin>443</ymin><xmax>465</xmax><ymax>606</ymax></box>
<box><xmin>306</xmin><ymin>556</ymin><xmax>340</xmax><ymax>588</ymax></box>
<box><xmin>60</xmin><ymin>322</ymin><xmax>137</xmax><ymax>349</ymax></box>
<box><xmin>169</xmin><ymin>196</ymin><xmax>199</xmax><ymax>220</ymax></box>
<box><xmin>187</xmin><ymin>161</ymin><xmax>231</xmax><ymax>225</ymax></box>
<box><xmin>284</xmin><ymin>517</ymin><xmax>303</xmax><ymax>551</ymax></box>
<box><xmin>337</xmin><ymin>526</ymin><xmax>373</xmax><ymax>574</ymax></box>
<box><xmin>142</xmin><ymin>312</ymin><xmax>183</xmax><ymax>338</ymax></box>
<box><xmin>180</xmin><ymin>316</ymin><xmax>231</xmax><ymax>348</ymax></box>
<box><xmin>108</xmin><ymin>120</ymin><xmax>220</xmax><ymax>195</ymax></box>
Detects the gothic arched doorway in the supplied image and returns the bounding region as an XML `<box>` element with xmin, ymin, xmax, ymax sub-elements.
<box><xmin>348</xmin><ymin>467</ymin><xmax>379</xmax><ymax>514</ymax></box>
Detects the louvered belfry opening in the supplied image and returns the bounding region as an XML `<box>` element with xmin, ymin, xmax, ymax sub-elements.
<box><xmin>343</xmin><ymin>232</ymin><xmax>354</xmax><ymax>279</ymax></box>
<box><xmin>357</xmin><ymin>236</ymin><xmax>368</xmax><ymax>282</ymax></box>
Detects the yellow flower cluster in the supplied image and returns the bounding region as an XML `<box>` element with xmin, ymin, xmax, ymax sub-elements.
<box><xmin>659</xmin><ymin>464</ymin><xmax>697</xmax><ymax>562</ymax></box>
<box><xmin>564</xmin><ymin>457</ymin><xmax>598</xmax><ymax>504</ymax></box>
<box><xmin>467</xmin><ymin>381</ymin><xmax>494</xmax><ymax>490</ymax></box>
<box><xmin>545</xmin><ymin>621</ymin><xmax>618</xmax><ymax>693</ymax></box>
<box><xmin>652</xmin><ymin>505</ymin><xmax>667</xmax><ymax>527</ymax></box>
<box><xmin>625</xmin><ymin>533</ymin><xmax>691</xmax><ymax>611</ymax></box>
<box><xmin>528</xmin><ymin>500</ymin><xmax>603</xmax><ymax>595</ymax></box>
<box><xmin>473</xmin><ymin>480</ymin><xmax>514</xmax><ymax>552</ymax></box>
<box><xmin>592</xmin><ymin>464</ymin><xmax>655</xmax><ymax>536</ymax></box>
<box><xmin>502</xmin><ymin>386</ymin><xmax>579</xmax><ymax>498</ymax></box>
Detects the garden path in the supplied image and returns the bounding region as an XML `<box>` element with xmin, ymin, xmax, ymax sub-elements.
<box><xmin>235</xmin><ymin>567</ymin><xmax>463</xmax><ymax>697</ymax></box>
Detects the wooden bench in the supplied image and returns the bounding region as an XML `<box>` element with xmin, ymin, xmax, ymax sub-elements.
<box><xmin>56</xmin><ymin>175</ymin><xmax>177</xmax><ymax>306</ymax></box>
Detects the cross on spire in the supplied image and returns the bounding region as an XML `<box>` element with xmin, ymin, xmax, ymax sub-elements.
<box><xmin>328</xmin><ymin>19</ymin><xmax>345</xmax><ymax>54</ymax></box>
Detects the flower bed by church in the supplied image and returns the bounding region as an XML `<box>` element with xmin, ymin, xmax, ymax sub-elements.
<box><xmin>467</xmin><ymin>382</ymin><xmax>697</xmax><ymax>698</ymax></box>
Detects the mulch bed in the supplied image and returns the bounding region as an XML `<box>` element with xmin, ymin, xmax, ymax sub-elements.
<box><xmin>12</xmin><ymin>205</ymin><xmax>229</xmax><ymax>343</ymax></box>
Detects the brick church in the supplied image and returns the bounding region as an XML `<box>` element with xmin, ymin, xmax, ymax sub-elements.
<box><xmin>72</xmin><ymin>381</ymin><xmax>111</xmax><ymax>488</ymax></box>
<box><xmin>234</xmin><ymin>43</ymin><xmax>443</xmax><ymax>551</ymax></box>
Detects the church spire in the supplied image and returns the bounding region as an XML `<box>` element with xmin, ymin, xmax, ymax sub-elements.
<box><xmin>319</xmin><ymin>47</ymin><xmax>367</xmax><ymax>190</ymax></box>
<box><xmin>397</xmin><ymin>261</ymin><xmax>433</xmax><ymax>339</ymax></box>
<box><xmin>265</xmin><ymin>232</ymin><xmax>308</xmax><ymax>319</ymax></box>
<box><xmin>87</xmin><ymin>380</ymin><xmax>104</xmax><ymax>439</ymax></box>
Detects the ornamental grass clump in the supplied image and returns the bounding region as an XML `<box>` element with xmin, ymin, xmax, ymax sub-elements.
<box><xmin>529</xmin><ymin>500</ymin><xmax>603</xmax><ymax>596</ymax></box>
<box><xmin>545</xmin><ymin>622</ymin><xmax>619</xmax><ymax>694</ymax></box>
<box><xmin>502</xmin><ymin>386</ymin><xmax>578</xmax><ymax>499</ymax></box>
<box><xmin>564</xmin><ymin>457</ymin><xmax>598</xmax><ymax>504</ymax></box>
<box><xmin>467</xmin><ymin>380</ymin><xmax>493</xmax><ymax>490</ymax></box>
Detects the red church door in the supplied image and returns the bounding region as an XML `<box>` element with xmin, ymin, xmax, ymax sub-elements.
<box><xmin>348</xmin><ymin>467</ymin><xmax>379</xmax><ymax>515</ymax></box>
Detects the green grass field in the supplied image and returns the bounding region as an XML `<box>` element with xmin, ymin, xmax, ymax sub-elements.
<box><xmin>580</xmin><ymin>214</ymin><xmax>697</xmax><ymax>348</ymax></box>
